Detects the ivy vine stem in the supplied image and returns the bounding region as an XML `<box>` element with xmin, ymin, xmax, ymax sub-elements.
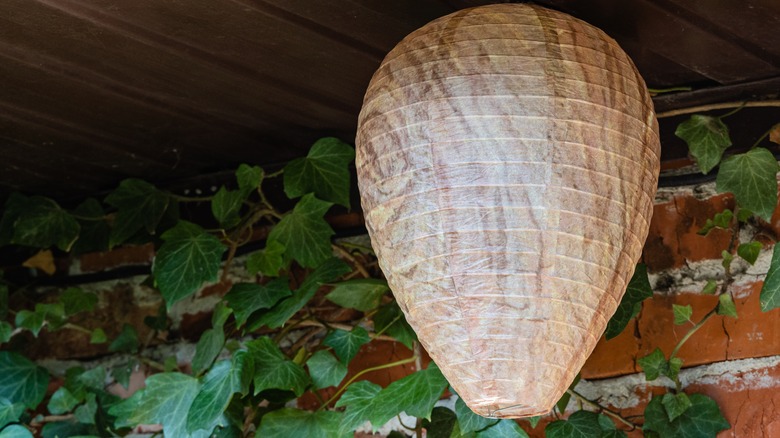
<box><xmin>656</xmin><ymin>99</ymin><xmax>780</xmax><ymax>118</ymax></box>
<box><xmin>67</xmin><ymin>213</ymin><xmax>108</xmax><ymax>222</ymax></box>
<box><xmin>167</xmin><ymin>193</ymin><xmax>214</xmax><ymax>202</ymax></box>
<box><xmin>413</xmin><ymin>341</ymin><xmax>424</xmax><ymax>438</ymax></box>
<box><xmin>670</xmin><ymin>307</ymin><xmax>718</xmax><ymax>362</ymax></box>
<box><xmin>29</xmin><ymin>414</ymin><xmax>74</xmax><ymax>426</ymax></box>
<box><xmin>647</xmin><ymin>86</ymin><xmax>692</xmax><ymax>95</ymax></box>
<box><xmin>319</xmin><ymin>356</ymin><xmax>418</xmax><ymax>409</ymax></box>
<box><xmin>717</xmin><ymin>102</ymin><xmax>746</xmax><ymax>119</ymax></box>
<box><xmin>62</xmin><ymin>322</ymin><xmax>92</xmax><ymax>335</ymax></box>
<box><xmin>332</xmin><ymin>244</ymin><xmax>370</xmax><ymax>278</ymax></box>
<box><xmin>284</xmin><ymin>318</ymin><xmax>397</xmax><ymax>342</ymax></box>
<box><xmin>566</xmin><ymin>388</ymin><xmax>638</xmax><ymax>430</ymax></box>
<box><xmin>749</xmin><ymin>126</ymin><xmax>775</xmax><ymax>150</ymax></box>
<box><xmin>265</xmin><ymin>169</ymin><xmax>284</xmax><ymax>179</ymax></box>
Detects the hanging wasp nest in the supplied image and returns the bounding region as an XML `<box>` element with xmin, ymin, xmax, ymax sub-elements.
<box><xmin>356</xmin><ymin>4</ymin><xmax>660</xmax><ymax>418</ymax></box>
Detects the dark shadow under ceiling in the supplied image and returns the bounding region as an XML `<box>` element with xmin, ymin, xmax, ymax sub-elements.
<box><xmin>2</xmin><ymin>0</ymin><xmax>779</xmax><ymax>204</ymax></box>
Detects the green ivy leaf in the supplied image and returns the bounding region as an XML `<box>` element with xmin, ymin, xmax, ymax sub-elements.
<box><xmin>702</xmin><ymin>280</ymin><xmax>718</xmax><ymax>295</ymax></box>
<box><xmin>0</xmin><ymin>322</ymin><xmax>12</xmax><ymax>344</ymax></box>
<box><xmin>671</xmin><ymin>359</ymin><xmax>685</xmax><ymax>383</ymax></box>
<box><xmin>73</xmin><ymin>393</ymin><xmax>97</xmax><ymax>424</ymax></box>
<box><xmin>716</xmin><ymin>148</ymin><xmax>780</xmax><ymax>221</ymax></box>
<box><xmin>323</xmin><ymin>327</ymin><xmax>370</xmax><ymax>364</ymax></box>
<box><xmin>257</xmin><ymin>408</ymin><xmax>347</xmax><ymax>438</ymax></box>
<box><xmin>236</xmin><ymin>164</ymin><xmax>263</xmax><ymax>198</ymax></box>
<box><xmin>605</xmin><ymin>264</ymin><xmax>653</xmax><ymax>339</ymax></box>
<box><xmin>109</xmin><ymin>324</ymin><xmax>139</xmax><ymax>353</ymax></box>
<box><xmin>246</xmin><ymin>241</ymin><xmax>286</xmax><ymax>277</ymax></box>
<box><xmin>555</xmin><ymin>374</ymin><xmax>580</xmax><ymax>415</ymax></box>
<box><xmin>246</xmin><ymin>337</ymin><xmax>309</xmax><ymax>396</ymax></box>
<box><xmin>737</xmin><ymin>208</ymin><xmax>754</xmax><ymax>223</ymax></box>
<box><xmin>644</xmin><ymin>393</ymin><xmax>729</xmax><ymax>437</ymax></box>
<box><xmin>107</xmin><ymin>372</ymin><xmax>201</xmax><ymax>438</ymax></box>
<box><xmin>211</xmin><ymin>301</ymin><xmax>232</xmax><ymax>329</ymax></box>
<box><xmin>597</xmin><ymin>414</ymin><xmax>626</xmax><ymax>437</ymax></box>
<box><xmin>111</xmin><ymin>360</ymin><xmax>137</xmax><ymax>390</ymax></box>
<box><xmin>737</xmin><ymin>241</ymin><xmax>762</xmax><ymax>265</ymax></box>
<box><xmin>545</xmin><ymin>410</ymin><xmax>602</xmax><ymax>438</ymax></box>
<box><xmin>299</xmin><ymin>257</ymin><xmax>352</xmax><ymax>293</ymax></box>
<box><xmin>638</xmin><ymin>348</ymin><xmax>669</xmax><ymax>381</ymax></box>
<box><xmin>477</xmin><ymin>419</ymin><xmax>529</xmax><ymax>437</ymax></box>
<box><xmin>661</xmin><ymin>393</ymin><xmax>692</xmax><ymax>422</ymax></box>
<box><xmin>143</xmin><ymin>303</ymin><xmax>168</xmax><ymax>331</ymax></box>
<box><xmin>369</xmin><ymin>362</ymin><xmax>448</xmax><ymax>426</ymax></box>
<box><xmin>8</xmin><ymin>196</ymin><xmax>80</xmax><ymax>251</ymax></box>
<box><xmin>35</xmin><ymin>303</ymin><xmax>66</xmax><ymax>330</ymax></box>
<box><xmin>104</xmin><ymin>179</ymin><xmax>170</xmax><ymax>247</ymax></box>
<box><xmin>75</xmin><ymin>366</ymin><xmax>106</xmax><ymax>392</ymax></box>
<box><xmin>224</xmin><ymin>279</ymin><xmax>291</xmax><ymax>328</ymax></box>
<box><xmin>698</xmin><ymin>209</ymin><xmax>733</xmax><ymax>235</ymax></box>
<box><xmin>61</xmin><ymin>288</ymin><xmax>97</xmax><ymax>316</ymax></box>
<box><xmin>47</xmin><ymin>387</ymin><xmax>80</xmax><ymax>415</ymax></box>
<box><xmin>0</xmin><ymin>424</ymin><xmax>34</xmax><ymax>438</ymax></box>
<box><xmin>192</xmin><ymin>328</ymin><xmax>225</xmax><ymax>375</ymax></box>
<box><xmin>722</xmin><ymin>250</ymin><xmax>734</xmax><ymax>271</ymax></box>
<box><xmin>0</xmin><ymin>351</ymin><xmax>49</xmax><ymax>409</ymax></box>
<box><xmin>283</xmin><ymin>137</ymin><xmax>355</xmax><ymax>207</ymax></box>
<box><xmin>108</xmin><ymin>390</ymin><xmax>144</xmax><ymax>429</ymax></box>
<box><xmin>71</xmin><ymin>198</ymin><xmax>110</xmax><ymax>254</ymax></box>
<box><xmin>267</xmin><ymin>194</ymin><xmax>335</xmax><ymax>268</ymax></box>
<box><xmin>673</xmin><ymin>304</ymin><xmax>693</xmax><ymax>325</ymax></box>
<box><xmin>761</xmin><ymin>243</ymin><xmax>780</xmax><ymax>311</ymax></box>
<box><xmin>89</xmin><ymin>328</ymin><xmax>106</xmax><ymax>344</ymax></box>
<box><xmin>0</xmin><ymin>397</ymin><xmax>25</xmax><ymax>429</ymax></box>
<box><xmin>326</xmin><ymin>279</ymin><xmax>389</xmax><ymax>312</ymax></box>
<box><xmin>0</xmin><ymin>284</ymin><xmax>7</xmax><ymax>320</ymax></box>
<box><xmin>335</xmin><ymin>380</ymin><xmax>382</xmax><ymax>435</ymax></box>
<box><xmin>307</xmin><ymin>350</ymin><xmax>347</xmax><ymax>389</ymax></box>
<box><xmin>249</xmin><ymin>258</ymin><xmax>349</xmax><ymax>330</ymax></box>
<box><xmin>717</xmin><ymin>294</ymin><xmax>738</xmax><ymax>319</ymax></box>
<box><xmin>423</xmin><ymin>407</ymin><xmax>457</xmax><ymax>438</ymax></box>
<box><xmin>187</xmin><ymin>353</ymin><xmax>251</xmax><ymax>434</ymax></box>
<box><xmin>455</xmin><ymin>396</ymin><xmax>497</xmax><ymax>434</ymax></box>
<box><xmin>374</xmin><ymin>301</ymin><xmax>417</xmax><ymax>348</ymax></box>
<box><xmin>211</xmin><ymin>187</ymin><xmax>244</xmax><ymax>228</ymax></box>
<box><xmin>0</xmin><ymin>194</ymin><xmax>28</xmax><ymax>245</ymax></box>
<box><xmin>675</xmin><ymin>115</ymin><xmax>731</xmax><ymax>174</ymax></box>
<box><xmin>527</xmin><ymin>416</ymin><xmax>541</xmax><ymax>428</ymax></box>
<box><xmin>14</xmin><ymin>310</ymin><xmax>45</xmax><ymax>337</ymax></box>
<box><xmin>152</xmin><ymin>221</ymin><xmax>227</xmax><ymax>305</ymax></box>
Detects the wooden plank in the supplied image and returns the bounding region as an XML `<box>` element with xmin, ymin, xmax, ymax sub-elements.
<box><xmin>31</xmin><ymin>0</ymin><xmax>371</xmax><ymax>116</ymax></box>
<box><xmin>653</xmin><ymin>77</ymin><xmax>780</xmax><ymax>112</ymax></box>
<box><xmin>257</xmin><ymin>0</ymin><xmax>452</xmax><ymax>55</ymax></box>
<box><xmin>656</xmin><ymin>0</ymin><xmax>780</xmax><ymax>65</ymax></box>
<box><xmin>612</xmin><ymin>39</ymin><xmax>711</xmax><ymax>88</ymax></box>
<box><xmin>534</xmin><ymin>0</ymin><xmax>778</xmax><ymax>84</ymax></box>
<box><xmin>3</xmin><ymin>0</ymin><xmax>356</xmax><ymax>131</ymax></box>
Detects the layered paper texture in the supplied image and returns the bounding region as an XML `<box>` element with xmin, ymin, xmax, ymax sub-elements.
<box><xmin>356</xmin><ymin>4</ymin><xmax>660</xmax><ymax>418</ymax></box>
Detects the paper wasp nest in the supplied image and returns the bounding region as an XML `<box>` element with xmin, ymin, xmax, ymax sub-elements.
<box><xmin>356</xmin><ymin>4</ymin><xmax>660</xmax><ymax>417</ymax></box>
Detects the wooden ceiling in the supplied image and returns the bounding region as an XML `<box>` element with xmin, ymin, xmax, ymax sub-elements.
<box><xmin>2</xmin><ymin>0</ymin><xmax>779</xmax><ymax>204</ymax></box>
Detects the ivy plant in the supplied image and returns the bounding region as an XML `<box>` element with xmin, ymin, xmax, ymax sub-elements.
<box><xmin>0</xmin><ymin>116</ymin><xmax>776</xmax><ymax>437</ymax></box>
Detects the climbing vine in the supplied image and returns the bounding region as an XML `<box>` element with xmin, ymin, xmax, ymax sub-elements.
<box><xmin>0</xmin><ymin>111</ymin><xmax>778</xmax><ymax>437</ymax></box>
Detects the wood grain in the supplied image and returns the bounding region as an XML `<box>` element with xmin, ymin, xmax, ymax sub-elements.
<box><xmin>356</xmin><ymin>4</ymin><xmax>660</xmax><ymax>418</ymax></box>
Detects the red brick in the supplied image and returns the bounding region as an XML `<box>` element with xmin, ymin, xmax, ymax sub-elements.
<box><xmin>581</xmin><ymin>281</ymin><xmax>780</xmax><ymax>379</ymax></box>
<box><xmin>643</xmin><ymin>194</ymin><xmax>734</xmax><ymax>272</ymax></box>
<box><xmin>584</xmin><ymin>320</ymin><xmax>640</xmax><ymax>378</ymax></box>
<box><xmin>79</xmin><ymin>243</ymin><xmax>155</xmax><ymax>273</ymax></box>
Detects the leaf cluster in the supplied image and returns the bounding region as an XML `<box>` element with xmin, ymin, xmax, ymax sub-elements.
<box><xmin>0</xmin><ymin>124</ymin><xmax>761</xmax><ymax>438</ymax></box>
